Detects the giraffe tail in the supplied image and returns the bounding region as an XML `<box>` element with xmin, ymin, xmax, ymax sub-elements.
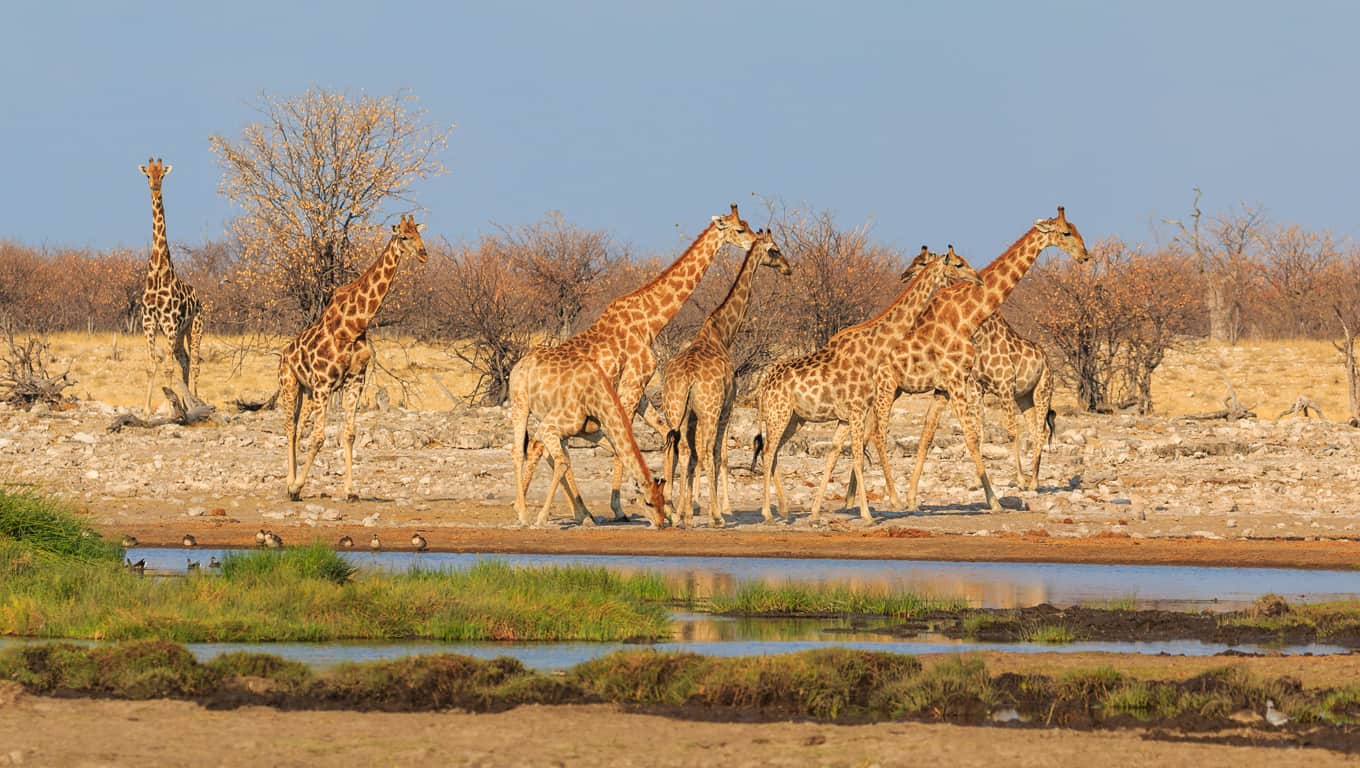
<box><xmin>1045</xmin><ymin>408</ymin><xmax>1056</xmax><ymax>445</ymax></box>
<box><xmin>750</xmin><ymin>432</ymin><xmax>764</xmax><ymax>474</ymax></box>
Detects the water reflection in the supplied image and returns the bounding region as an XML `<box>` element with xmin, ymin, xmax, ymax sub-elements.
<box><xmin>134</xmin><ymin>548</ymin><xmax>1360</xmax><ymax>611</ymax></box>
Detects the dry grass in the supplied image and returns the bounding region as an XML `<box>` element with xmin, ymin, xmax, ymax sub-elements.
<box><xmin>34</xmin><ymin>333</ymin><xmax>1359</xmax><ymax>422</ymax></box>
<box><xmin>44</xmin><ymin>331</ymin><xmax>483</xmax><ymax>411</ymax></box>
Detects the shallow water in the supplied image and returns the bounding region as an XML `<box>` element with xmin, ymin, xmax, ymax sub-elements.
<box><xmin>4</xmin><ymin>612</ymin><xmax>1348</xmax><ymax>672</ymax></box>
<box><xmin>136</xmin><ymin>548</ymin><xmax>1360</xmax><ymax>611</ymax></box>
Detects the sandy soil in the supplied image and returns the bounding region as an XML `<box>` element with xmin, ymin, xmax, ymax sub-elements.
<box><xmin>1</xmin><ymin>696</ymin><xmax>1354</xmax><ymax>768</ymax></box>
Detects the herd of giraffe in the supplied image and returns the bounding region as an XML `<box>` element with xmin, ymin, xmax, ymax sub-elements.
<box><xmin>136</xmin><ymin>160</ymin><xmax>1088</xmax><ymax>530</ymax></box>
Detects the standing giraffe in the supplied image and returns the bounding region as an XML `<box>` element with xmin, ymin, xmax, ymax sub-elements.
<box><xmin>753</xmin><ymin>246</ymin><xmax>982</xmax><ymax>523</ymax></box>
<box><xmin>661</xmin><ymin>228</ymin><xmax>791</xmax><ymax>528</ymax></box>
<box><xmin>971</xmin><ymin>313</ymin><xmax>1055</xmax><ymax>491</ymax></box>
<box><xmin>869</xmin><ymin>207</ymin><xmax>1089</xmax><ymax>513</ymax></box>
<box><xmin>279</xmin><ymin>215</ymin><xmax>428</xmax><ymax>502</ymax></box>
<box><xmin>138</xmin><ymin>157</ymin><xmax>204</xmax><ymax>415</ymax></box>
<box><xmin>511</xmin><ymin>204</ymin><xmax>757</xmax><ymax>524</ymax></box>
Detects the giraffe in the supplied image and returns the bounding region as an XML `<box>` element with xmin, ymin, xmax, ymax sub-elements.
<box><xmin>971</xmin><ymin>313</ymin><xmax>1055</xmax><ymax>491</ymax></box>
<box><xmin>278</xmin><ymin>214</ymin><xmax>429</xmax><ymax>502</ymax></box>
<box><xmin>661</xmin><ymin>228</ymin><xmax>791</xmax><ymax>528</ymax></box>
<box><xmin>868</xmin><ymin>207</ymin><xmax>1089</xmax><ymax>513</ymax></box>
<box><xmin>511</xmin><ymin>204</ymin><xmax>757</xmax><ymax>524</ymax></box>
<box><xmin>138</xmin><ymin>157</ymin><xmax>204</xmax><ymax>415</ymax></box>
<box><xmin>752</xmin><ymin>246</ymin><xmax>982</xmax><ymax>523</ymax></box>
<box><xmin>510</xmin><ymin>350</ymin><xmax>668</xmax><ymax>527</ymax></box>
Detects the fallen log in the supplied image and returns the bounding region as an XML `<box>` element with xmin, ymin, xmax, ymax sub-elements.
<box><xmin>108</xmin><ymin>388</ymin><xmax>215</xmax><ymax>432</ymax></box>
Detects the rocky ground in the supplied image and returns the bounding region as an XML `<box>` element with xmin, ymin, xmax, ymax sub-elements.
<box><xmin>2</xmin><ymin>393</ymin><xmax>1358</xmax><ymax>547</ymax></box>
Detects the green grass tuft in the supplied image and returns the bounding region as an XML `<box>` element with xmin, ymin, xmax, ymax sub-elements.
<box><xmin>707</xmin><ymin>582</ymin><xmax>965</xmax><ymax>617</ymax></box>
<box><xmin>0</xmin><ymin>489</ymin><xmax>121</xmax><ymax>565</ymax></box>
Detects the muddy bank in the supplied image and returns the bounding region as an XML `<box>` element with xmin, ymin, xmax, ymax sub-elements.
<box><xmin>3</xmin><ymin>641</ymin><xmax>1360</xmax><ymax>753</ymax></box>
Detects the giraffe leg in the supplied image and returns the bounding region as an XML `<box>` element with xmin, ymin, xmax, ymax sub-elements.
<box><xmin>810</xmin><ymin>422</ymin><xmax>849</xmax><ymax>522</ymax></box>
<box><xmin>1029</xmin><ymin>367</ymin><xmax>1055</xmax><ymax>492</ymax></box>
<box><xmin>280</xmin><ymin>374</ymin><xmax>302</xmax><ymax>498</ymax></box>
<box><xmin>143</xmin><ymin>321</ymin><xmax>164</xmax><ymax>416</ymax></box>
<box><xmin>188</xmin><ymin>311</ymin><xmax>204</xmax><ymax>398</ymax></box>
<box><xmin>674</xmin><ymin>415</ymin><xmax>694</xmax><ymax>528</ymax></box>
<box><xmin>694</xmin><ymin>409</ymin><xmax>720</xmax><ymax>528</ymax></box>
<box><xmin>171</xmin><ymin>330</ymin><xmax>192</xmax><ymax>397</ymax></box>
<box><xmin>340</xmin><ymin>371</ymin><xmax>368</xmax><ymax>502</ymax></box>
<box><xmin>713</xmin><ymin>399</ymin><xmax>733</xmax><ymax>525</ymax></box>
<box><xmin>510</xmin><ymin>388</ymin><xmax>532</xmax><ymax>526</ymax></box>
<box><xmin>906</xmin><ymin>394</ymin><xmax>947</xmax><ymax>513</ymax></box>
<box><xmin>292</xmin><ymin>393</ymin><xmax>331</xmax><ymax>501</ymax></box>
<box><xmin>535</xmin><ymin>434</ymin><xmax>570</xmax><ymax>528</ymax></box>
<box><xmin>950</xmin><ymin>382</ymin><xmax>1001</xmax><ymax>512</ymax></box>
<box><xmin>849</xmin><ymin>409</ymin><xmax>874</xmax><ymax>522</ymax></box>
<box><xmin>759</xmin><ymin>408</ymin><xmax>793</xmax><ymax>522</ymax></box>
<box><xmin>999</xmin><ymin>391</ymin><xmax>1025</xmax><ymax>490</ymax></box>
<box><xmin>869</xmin><ymin>411</ymin><xmax>903</xmax><ymax>510</ymax></box>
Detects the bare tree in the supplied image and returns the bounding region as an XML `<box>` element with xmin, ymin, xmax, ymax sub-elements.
<box><xmin>209</xmin><ymin>88</ymin><xmax>451</xmax><ymax>324</ymax></box>
<box><xmin>433</xmin><ymin>240</ymin><xmax>539</xmax><ymax>405</ymax></box>
<box><xmin>1165</xmin><ymin>189</ymin><xmax>1266</xmax><ymax>344</ymax></box>
<box><xmin>498</xmin><ymin>212</ymin><xmax>621</xmax><ymax>338</ymax></box>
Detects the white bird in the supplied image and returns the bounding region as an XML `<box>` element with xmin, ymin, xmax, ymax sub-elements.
<box><xmin>182</xmin><ymin>534</ymin><xmax>197</xmax><ymax>548</ymax></box>
<box><xmin>411</xmin><ymin>532</ymin><xmax>428</xmax><ymax>552</ymax></box>
<box><xmin>255</xmin><ymin>529</ymin><xmax>267</xmax><ymax>546</ymax></box>
<box><xmin>1265</xmin><ymin>699</ymin><xmax>1289</xmax><ymax>727</ymax></box>
<box><xmin>370</xmin><ymin>533</ymin><xmax>382</xmax><ymax>551</ymax></box>
<box><xmin>263</xmin><ymin>531</ymin><xmax>283</xmax><ymax>549</ymax></box>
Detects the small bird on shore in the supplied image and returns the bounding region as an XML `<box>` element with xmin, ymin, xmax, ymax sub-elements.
<box><xmin>263</xmin><ymin>531</ymin><xmax>283</xmax><ymax>549</ymax></box>
<box><xmin>208</xmin><ymin>556</ymin><xmax>221</xmax><ymax>569</ymax></box>
<box><xmin>187</xmin><ymin>558</ymin><xmax>201</xmax><ymax>572</ymax></box>
<box><xmin>1265</xmin><ymin>699</ymin><xmax>1290</xmax><ymax>727</ymax></box>
<box><xmin>411</xmin><ymin>532</ymin><xmax>428</xmax><ymax>552</ymax></box>
<box><xmin>338</xmin><ymin>535</ymin><xmax>354</xmax><ymax>549</ymax></box>
<box><xmin>121</xmin><ymin>535</ymin><xmax>138</xmax><ymax>548</ymax></box>
<box><xmin>255</xmin><ymin>529</ymin><xmax>267</xmax><ymax>547</ymax></box>
<box><xmin>370</xmin><ymin>533</ymin><xmax>382</xmax><ymax>551</ymax></box>
<box><xmin>125</xmin><ymin>558</ymin><xmax>146</xmax><ymax>576</ymax></box>
<box><xmin>182</xmin><ymin>534</ymin><xmax>197</xmax><ymax>548</ymax></box>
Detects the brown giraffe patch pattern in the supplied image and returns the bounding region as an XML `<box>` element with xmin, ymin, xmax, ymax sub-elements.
<box><xmin>971</xmin><ymin>313</ymin><xmax>1055</xmax><ymax>491</ymax></box>
<box><xmin>754</xmin><ymin>246</ymin><xmax>982</xmax><ymax>523</ymax></box>
<box><xmin>661</xmin><ymin>228</ymin><xmax>790</xmax><ymax>528</ymax></box>
<box><xmin>278</xmin><ymin>215</ymin><xmax>429</xmax><ymax>502</ymax></box>
<box><xmin>138</xmin><ymin>157</ymin><xmax>204</xmax><ymax>415</ymax></box>
<box><xmin>869</xmin><ymin>207</ymin><xmax>1089</xmax><ymax>513</ymax></box>
<box><xmin>510</xmin><ymin>204</ymin><xmax>758</xmax><ymax>525</ymax></box>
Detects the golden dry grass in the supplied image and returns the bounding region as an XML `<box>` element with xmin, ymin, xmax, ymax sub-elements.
<box><xmin>43</xmin><ymin>331</ymin><xmax>483</xmax><ymax>411</ymax></box>
<box><xmin>33</xmin><ymin>333</ymin><xmax>1357</xmax><ymax>421</ymax></box>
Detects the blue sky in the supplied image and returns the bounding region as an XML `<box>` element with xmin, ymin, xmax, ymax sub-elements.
<box><xmin>4</xmin><ymin>1</ymin><xmax>1357</xmax><ymax>261</ymax></box>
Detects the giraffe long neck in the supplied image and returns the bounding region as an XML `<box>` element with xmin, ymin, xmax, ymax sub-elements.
<box><xmin>617</xmin><ymin>223</ymin><xmax>725</xmax><ymax>342</ymax></box>
<box><xmin>700</xmin><ymin>247</ymin><xmax>763</xmax><ymax>349</ymax></box>
<box><xmin>148</xmin><ymin>187</ymin><xmax>173</xmax><ymax>278</ymax></box>
<box><xmin>866</xmin><ymin>265</ymin><xmax>952</xmax><ymax>341</ymax></box>
<box><xmin>336</xmin><ymin>236</ymin><xmax>404</xmax><ymax>336</ymax></box>
<box><xmin>948</xmin><ymin>228</ymin><xmax>1049</xmax><ymax>337</ymax></box>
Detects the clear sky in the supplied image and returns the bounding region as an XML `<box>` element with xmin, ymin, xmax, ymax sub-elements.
<box><xmin>4</xmin><ymin>1</ymin><xmax>1358</xmax><ymax>261</ymax></box>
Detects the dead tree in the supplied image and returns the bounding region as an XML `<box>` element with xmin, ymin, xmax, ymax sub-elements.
<box><xmin>1277</xmin><ymin>396</ymin><xmax>1324</xmax><ymax>420</ymax></box>
<box><xmin>107</xmin><ymin>387</ymin><xmax>215</xmax><ymax>431</ymax></box>
<box><xmin>0</xmin><ymin>327</ymin><xmax>75</xmax><ymax>409</ymax></box>
<box><xmin>1186</xmin><ymin>354</ymin><xmax>1256</xmax><ymax>420</ymax></box>
<box><xmin>1334</xmin><ymin>306</ymin><xmax>1360</xmax><ymax>426</ymax></box>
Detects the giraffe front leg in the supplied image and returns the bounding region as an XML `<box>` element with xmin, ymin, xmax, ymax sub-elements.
<box><xmin>810</xmin><ymin>422</ymin><xmax>849</xmax><ymax>523</ymax></box>
<box><xmin>849</xmin><ymin>411</ymin><xmax>873</xmax><ymax>522</ymax></box>
<box><xmin>951</xmin><ymin>383</ymin><xmax>1001</xmax><ymax>512</ymax></box>
<box><xmin>143</xmin><ymin>322</ymin><xmax>164</xmax><ymax>416</ymax></box>
<box><xmin>869</xmin><ymin>413</ymin><xmax>902</xmax><ymax>511</ymax></box>
<box><xmin>340</xmin><ymin>372</ymin><xmax>368</xmax><ymax>502</ymax></box>
<box><xmin>188</xmin><ymin>312</ymin><xmax>204</xmax><ymax>399</ymax></box>
<box><xmin>906</xmin><ymin>393</ymin><xmax>946</xmax><ymax>513</ymax></box>
<box><xmin>713</xmin><ymin>405</ymin><xmax>733</xmax><ymax>526</ymax></box>
<box><xmin>292</xmin><ymin>393</ymin><xmax>331</xmax><ymax>501</ymax></box>
<box><xmin>280</xmin><ymin>376</ymin><xmax>302</xmax><ymax>498</ymax></box>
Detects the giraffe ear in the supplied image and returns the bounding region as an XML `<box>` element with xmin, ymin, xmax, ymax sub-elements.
<box><xmin>162</xmin><ymin>164</ymin><xmax>173</xmax><ymax>176</ymax></box>
<box><xmin>392</xmin><ymin>224</ymin><xmax>400</xmax><ymax>233</ymax></box>
<box><xmin>415</xmin><ymin>223</ymin><xmax>426</xmax><ymax>233</ymax></box>
<box><xmin>138</xmin><ymin>165</ymin><xmax>149</xmax><ymax>176</ymax></box>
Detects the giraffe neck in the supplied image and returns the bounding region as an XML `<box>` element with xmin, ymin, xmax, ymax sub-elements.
<box><xmin>864</xmin><ymin>265</ymin><xmax>952</xmax><ymax>341</ymax></box>
<box><xmin>614</xmin><ymin>223</ymin><xmax>725</xmax><ymax>342</ymax></box>
<box><xmin>700</xmin><ymin>247</ymin><xmax>764</xmax><ymax>349</ymax></box>
<box><xmin>147</xmin><ymin>186</ymin><xmax>174</xmax><ymax>278</ymax></box>
<box><xmin>334</xmin><ymin>235</ymin><xmax>404</xmax><ymax>335</ymax></box>
<box><xmin>942</xmin><ymin>228</ymin><xmax>1049</xmax><ymax>336</ymax></box>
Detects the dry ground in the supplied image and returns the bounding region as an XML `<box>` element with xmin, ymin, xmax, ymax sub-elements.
<box><xmin>4</xmin><ymin>334</ymin><xmax>1360</xmax><ymax>558</ymax></box>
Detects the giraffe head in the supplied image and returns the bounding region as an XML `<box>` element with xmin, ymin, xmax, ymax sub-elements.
<box><xmin>139</xmin><ymin>157</ymin><xmax>172</xmax><ymax>191</ymax></box>
<box><xmin>750</xmin><ymin>228</ymin><xmax>792</xmax><ymax>275</ymax></box>
<box><xmin>900</xmin><ymin>245</ymin><xmax>982</xmax><ymax>286</ymax></box>
<box><xmin>391</xmin><ymin>214</ymin><xmax>430</xmax><ymax>263</ymax></box>
<box><xmin>1033</xmin><ymin>206</ymin><xmax>1090</xmax><ymax>262</ymax></box>
<box><xmin>646</xmin><ymin>478</ymin><xmax>667</xmax><ymax>527</ymax></box>
<box><xmin>710</xmin><ymin>203</ymin><xmax>757</xmax><ymax>252</ymax></box>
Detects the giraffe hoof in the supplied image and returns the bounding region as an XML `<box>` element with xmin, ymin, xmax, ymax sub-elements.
<box><xmin>710</xmin><ymin>517</ymin><xmax>725</xmax><ymax>529</ymax></box>
<box><xmin>345</xmin><ymin>493</ymin><xmax>359</xmax><ymax>503</ymax></box>
<box><xmin>287</xmin><ymin>489</ymin><xmax>301</xmax><ymax>502</ymax></box>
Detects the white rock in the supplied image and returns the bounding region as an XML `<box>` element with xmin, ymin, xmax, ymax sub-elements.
<box><xmin>362</xmin><ymin>512</ymin><xmax>381</xmax><ymax>527</ymax></box>
<box><xmin>186</xmin><ymin>506</ymin><xmax>206</xmax><ymax>517</ymax></box>
<box><xmin>70</xmin><ymin>432</ymin><xmax>97</xmax><ymax>445</ymax></box>
<box><xmin>83</xmin><ymin>470</ymin><xmax>100</xmax><ymax>480</ymax></box>
<box><xmin>323</xmin><ymin>508</ymin><xmax>343</xmax><ymax>521</ymax></box>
